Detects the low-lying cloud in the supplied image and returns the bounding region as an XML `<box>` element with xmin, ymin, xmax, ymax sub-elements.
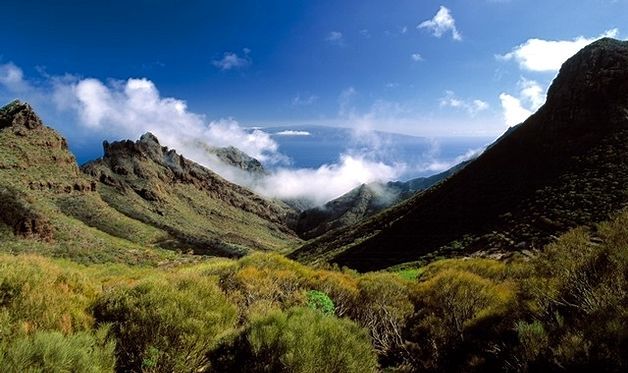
<box><xmin>254</xmin><ymin>155</ymin><xmax>404</xmax><ymax>205</ymax></box>
<box><xmin>275</xmin><ymin>130</ymin><xmax>311</xmax><ymax>136</ymax></box>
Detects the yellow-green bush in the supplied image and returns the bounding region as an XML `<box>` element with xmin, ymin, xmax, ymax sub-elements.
<box><xmin>0</xmin><ymin>255</ymin><xmax>96</xmax><ymax>335</ymax></box>
<box><xmin>211</xmin><ymin>307</ymin><xmax>378</xmax><ymax>373</ymax></box>
<box><xmin>0</xmin><ymin>328</ymin><xmax>115</xmax><ymax>373</ymax></box>
<box><xmin>92</xmin><ymin>274</ymin><xmax>237</xmax><ymax>372</ymax></box>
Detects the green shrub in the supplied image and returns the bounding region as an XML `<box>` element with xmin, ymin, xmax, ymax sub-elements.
<box><xmin>516</xmin><ymin>320</ymin><xmax>549</xmax><ymax>362</ymax></box>
<box><xmin>306</xmin><ymin>290</ymin><xmax>335</xmax><ymax>315</ymax></box>
<box><xmin>92</xmin><ymin>274</ymin><xmax>237</xmax><ymax>372</ymax></box>
<box><xmin>0</xmin><ymin>328</ymin><xmax>115</xmax><ymax>373</ymax></box>
<box><xmin>212</xmin><ymin>307</ymin><xmax>378</xmax><ymax>373</ymax></box>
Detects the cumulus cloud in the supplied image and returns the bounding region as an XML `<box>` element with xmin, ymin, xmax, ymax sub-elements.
<box><xmin>275</xmin><ymin>130</ymin><xmax>311</xmax><ymax>136</ymax></box>
<box><xmin>499</xmin><ymin>78</ymin><xmax>545</xmax><ymax>126</ymax></box>
<box><xmin>0</xmin><ymin>62</ymin><xmax>31</xmax><ymax>92</ymax></box>
<box><xmin>418</xmin><ymin>6</ymin><xmax>462</xmax><ymax>41</ymax></box>
<box><xmin>53</xmin><ymin>76</ymin><xmax>278</xmax><ymax>163</ymax></box>
<box><xmin>439</xmin><ymin>90</ymin><xmax>489</xmax><ymax>116</ymax></box>
<box><xmin>499</xmin><ymin>29</ymin><xmax>619</xmax><ymax>72</ymax></box>
<box><xmin>411</xmin><ymin>53</ymin><xmax>424</xmax><ymax>62</ymax></box>
<box><xmin>326</xmin><ymin>31</ymin><xmax>344</xmax><ymax>45</ymax></box>
<box><xmin>212</xmin><ymin>49</ymin><xmax>251</xmax><ymax>70</ymax></box>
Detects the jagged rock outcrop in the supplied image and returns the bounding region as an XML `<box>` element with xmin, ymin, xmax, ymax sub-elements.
<box><xmin>208</xmin><ymin>145</ymin><xmax>266</xmax><ymax>175</ymax></box>
<box><xmin>291</xmin><ymin>38</ymin><xmax>628</xmax><ymax>271</ymax></box>
<box><xmin>82</xmin><ymin>132</ymin><xmax>300</xmax><ymax>255</ymax></box>
<box><xmin>0</xmin><ymin>100</ymin><xmax>43</xmax><ymax>130</ymax></box>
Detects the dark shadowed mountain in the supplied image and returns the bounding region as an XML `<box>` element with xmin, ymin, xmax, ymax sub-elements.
<box><xmin>290</xmin><ymin>38</ymin><xmax>628</xmax><ymax>271</ymax></box>
<box><xmin>295</xmin><ymin>160</ymin><xmax>470</xmax><ymax>239</ymax></box>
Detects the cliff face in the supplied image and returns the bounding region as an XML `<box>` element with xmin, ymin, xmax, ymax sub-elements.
<box><xmin>291</xmin><ymin>38</ymin><xmax>628</xmax><ymax>271</ymax></box>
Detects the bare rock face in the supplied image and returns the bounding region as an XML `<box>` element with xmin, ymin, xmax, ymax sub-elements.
<box><xmin>0</xmin><ymin>186</ymin><xmax>53</xmax><ymax>242</ymax></box>
<box><xmin>208</xmin><ymin>146</ymin><xmax>266</xmax><ymax>175</ymax></box>
<box><xmin>0</xmin><ymin>100</ymin><xmax>43</xmax><ymax>130</ymax></box>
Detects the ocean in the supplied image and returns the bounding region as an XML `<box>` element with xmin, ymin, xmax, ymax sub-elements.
<box><xmin>263</xmin><ymin>125</ymin><xmax>495</xmax><ymax>180</ymax></box>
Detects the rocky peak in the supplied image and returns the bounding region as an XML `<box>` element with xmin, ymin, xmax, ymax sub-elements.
<box><xmin>543</xmin><ymin>38</ymin><xmax>628</xmax><ymax>125</ymax></box>
<box><xmin>0</xmin><ymin>100</ymin><xmax>43</xmax><ymax>130</ymax></box>
<box><xmin>139</xmin><ymin>132</ymin><xmax>160</xmax><ymax>144</ymax></box>
<box><xmin>209</xmin><ymin>145</ymin><xmax>266</xmax><ymax>175</ymax></box>
<box><xmin>102</xmin><ymin>131</ymin><xmax>167</xmax><ymax>161</ymax></box>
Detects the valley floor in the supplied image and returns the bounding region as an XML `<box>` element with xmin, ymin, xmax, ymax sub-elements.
<box><xmin>0</xmin><ymin>208</ymin><xmax>626</xmax><ymax>372</ymax></box>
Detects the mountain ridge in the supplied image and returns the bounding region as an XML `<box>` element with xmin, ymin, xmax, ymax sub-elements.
<box><xmin>0</xmin><ymin>101</ymin><xmax>301</xmax><ymax>263</ymax></box>
<box><xmin>294</xmin><ymin>160</ymin><xmax>471</xmax><ymax>239</ymax></box>
<box><xmin>290</xmin><ymin>37</ymin><xmax>628</xmax><ymax>271</ymax></box>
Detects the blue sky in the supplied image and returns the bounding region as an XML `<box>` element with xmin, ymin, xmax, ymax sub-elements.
<box><xmin>1</xmin><ymin>0</ymin><xmax>625</xmax><ymax>133</ymax></box>
<box><xmin>0</xmin><ymin>0</ymin><xmax>626</xmax><ymax>202</ymax></box>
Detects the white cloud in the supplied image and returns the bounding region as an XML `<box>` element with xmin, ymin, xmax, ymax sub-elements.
<box><xmin>53</xmin><ymin>76</ymin><xmax>278</xmax><ymax>163</ymax></box>
<box><xmin>418</xmin><ymin>6</ymin><xmax>462</xmax><ymax>41</ymax></box>
<box><xmin>499</xmin><ymin>78</ymin><xmax>546</xmax><ymax>126</ymax></box>
<box><xmin>499</xmin><ymin>29</ymin><xmax>619</xmax><ymax>72</ymax></box>
<box><xmin>439</xmin><ymin>90</ymin><xmax>489</xmax><ymax>116</ymax></box>
<box><xmin>0</xmin><ymin>62</ymin><xmax>31</xmax><ymax>92</ymax></box>
<box><xmin>1</xmin><ymin>60</ymin><xmax>494</xmax><ymax>206</ymax></box>
<box><xmin>326</xmin><ymin>31</ymin><xmax>344</xmax><ymax>45</ymax></box>
<box><xmin>400</xmin><ymin>26</ymin><xmax>408</xmax><ymax>34</ymax></box>
<box><xmin>275</xmin><ymin>130</ymin><xmax>311</xmax><ymax>136</ymax></box>
<box><xmin>254</xmin><ymin>155</ymin><xmax>403</xmax><ymax>204</ymax></box>
<box><xmin>359</xmin><ymin>29</ymin><xmax>371</xmax><ymax>38</ymax></box>
<box><xmin>46</xmin><ymin>74</ymin><xmax>413</xmax><ymax>204</ymax></box>
<box><xmin>291</xmin><ymin>93</ymin><xmax>318</xmax><ymax>106</ymax></box>
<box><xmin>411</xmin><ymin>53</ymin><xmax>424</xmax><ymax>62</ymax></box>
<box><xmin>212</xmin><ymin>49</ymin><xmax>251</xmax><ymax>70</ymax></box>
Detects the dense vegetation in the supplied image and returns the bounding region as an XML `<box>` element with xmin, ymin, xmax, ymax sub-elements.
<box><xmin>1</xmin><ymin>209</ymin><xmax>625</xmax><ymax>371</ymax></box>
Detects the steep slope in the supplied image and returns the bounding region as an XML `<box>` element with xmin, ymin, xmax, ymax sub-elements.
<box><xmin>0</xmin><ymin>101</ymin><xmax>181</xmax><ymax>265</ymax></box>
<box><xmin>207</xmin><ymin>145</ymin><xmax>267</xmax><ymax>175</ymax></box>
<box><xmin>291</xmin><ymin>38</ymin><xmax>628</xmax><ymax>271</ymax></box>
<box><xmin>82</xmin><ymin>133</ymin><xmax>300</xmax><ymax>256</ymax></box>
<box><xmin>295</xmin><ymin>160</ymin><xmax>470</xmax><ymax>239</ymax></box>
